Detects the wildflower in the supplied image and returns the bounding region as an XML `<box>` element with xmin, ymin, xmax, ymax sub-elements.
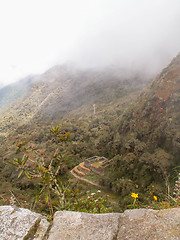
<box><xmin>18</xmin><ymin>142</ymin><xmax>24</xmax><ymax>147</ymax></box>
<box><xmin>91</xmin><ymin>193</ymin><xmax>95</xmax><ymax>196</ymax></box>
<box><xmin>152</xmin><ymin>185</ymin><xmax>154</xmax><ymax>188</ymax></box>
<box><xmin>136</xmin><ymin>185</ymin><xmax>138</xmax><ymax>189</ymax></box>
<box><xmin>97</xmin><ymin>190</ymin><xmax>101</xmax><ymax>193</ymax></box>
<box><xmin>153</xmin><ymin>196</ymin><xmax>158</xmax><ymax>201</ymax></box>
<box><xmin>131</xmin><ymin>193</ymin><xmax>138</xmax><ymax>199</ymax></box>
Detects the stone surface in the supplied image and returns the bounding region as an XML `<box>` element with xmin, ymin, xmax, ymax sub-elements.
<box><xmin>0</xmin><ymin>206</ymin><xmax>179</xmax><ymax>240</ymax></box>
<box><xmin>47</xmin><ymin>211</ymin><xmax>121</xmax><ymax>240</ymax></box>
<box><xmin>47</xmin><ymin>209</ymin><xmax>180</xmax><ymax>240</ymax></box>
<box><xmin>0</xmin><ymin>206</ymin><xmax>49</xmax><ymax>240</ymax></box>
<box><xmin>33</xmin><ymin>218</ymin><xmax>50</xmax><ymax>240</ymax></box>
<box><xmin>117</xmin><ymin>208</ymin><xmax>180</xmax><ymax>240</ymax></box>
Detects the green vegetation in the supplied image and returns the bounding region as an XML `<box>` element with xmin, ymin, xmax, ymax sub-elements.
<box><xmin>6</xmin><ymin>126</ymin><xmax>114</xmax><ymax>216</ymax></box>
<box><xmin>0</xmin><ymin>55</ymin><xmax>180</xmax><ymax>215</ymax></box>
<box><xmin>84</xmin><ymin>171</ymin><xmax>99</xmax><ymax>183</ymax></box>
<box><xmin>4</xmin><ymin>126</ymin><xmax>180</xmax><ymax>216</ymax></box>
<box><xmin>8</xmin><ymin>126</ymin><xmax>72</xmax><ymax>215</ymax></box>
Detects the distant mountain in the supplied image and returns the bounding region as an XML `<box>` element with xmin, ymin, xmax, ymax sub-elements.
<box><xmin>0</xmin><ymin>65</ymin><xmax>149</xmax><ymax>136</ymax></box>
<box><xmin>0</xmin><ymin>75</ymin><xmax>36</xmax><ymax>111</ymax></box>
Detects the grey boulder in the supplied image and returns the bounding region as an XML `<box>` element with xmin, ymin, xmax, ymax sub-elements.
<box><xmin>0</xmin><ymin>206</ymin><xmax>49</xmax><ymax>240</ymax></box>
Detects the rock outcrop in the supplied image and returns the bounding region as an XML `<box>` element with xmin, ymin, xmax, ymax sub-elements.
<box><xmin>117</xmin><ymin>208</ymin><xmax>180</xmax><ymax>240</ymax></box>
<box><xmin>0</xmin><ymin>206</ymin><xmax>49</xmax><ymax>240</ymax></box>
<box><xmin>48</xmin><ymin>209</ymin><xmax>180</xmax><ymax>240</ymax></box>
<box><xmin>48</xmin><ymin>211</ymin><xmax>120</xmax><ymax>240</ymax></box>
<box><xmin>0</xmin><ymin>206</ymin><xmax>179</xmax><ymax>240</ymax></box>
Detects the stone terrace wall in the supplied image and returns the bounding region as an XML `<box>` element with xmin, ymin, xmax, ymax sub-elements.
<box><xmin>84</xmin><ymin>156</ymin><xmax>108</xmax><ymax>167</ymax></box>
<box><xmin>0</xmin><ymin>206</ymin><xmax>179</xmax><ymax>240</ymax></box>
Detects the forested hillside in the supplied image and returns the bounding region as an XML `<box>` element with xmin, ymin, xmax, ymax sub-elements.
<box><xmin>0</xmin><ymin>54</ymin><xmax>179</xmax><ymax>212</ymax></box>
<box><xmin>0</xmin><ymin>65</ymin><xmax>147</xmax><ymax>203</ymax></box>
<box><xmin>101</xmin><ymin>54</ymin><xmax>180</xmax><ymax>206</ymax></box>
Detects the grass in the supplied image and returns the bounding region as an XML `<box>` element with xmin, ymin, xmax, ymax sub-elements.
<box><xmin>84</xmin><ymin>171</ymin><xmax>99</xmax><ymax>183</ymax></box>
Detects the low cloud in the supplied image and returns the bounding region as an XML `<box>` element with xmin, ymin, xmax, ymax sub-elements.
<box><xmin>0</xmin><ymin>0</ymin><xmax>180</xmax><ymax>85</ymax></box>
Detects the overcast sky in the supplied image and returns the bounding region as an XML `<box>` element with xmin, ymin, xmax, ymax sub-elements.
<box><xmin>0</xmin><ymin>0</ymin><xmax>180</xmax><ymax>86</ymax></box>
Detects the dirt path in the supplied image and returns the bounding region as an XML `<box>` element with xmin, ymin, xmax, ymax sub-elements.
<box><xmin>70</xmin><ymin>170</ymin><xmax>104</xmax><ymax>189</ymax></box>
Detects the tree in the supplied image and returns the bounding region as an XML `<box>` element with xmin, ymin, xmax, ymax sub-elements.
<box><xmin>8</xmin><ymin>126</ymin><xmax>71</xmax><ymax>215</ymax></box>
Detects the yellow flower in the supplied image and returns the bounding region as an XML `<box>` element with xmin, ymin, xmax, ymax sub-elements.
<box><xmin>153</xmin><ymin>195</ymin><xmax>157</xmax><ymax>201</ymax></box>
<box><xmin>135</xmin><ymin>193</ymin><xmax>138</xmax><ymax>199</ymax></box>
<box><xmin>136</xmin><ymin>185</ymin><xmax>138</xmax><ymax>188</ymax></box>
<box><xmin>131</xmin><ymin>193</ymin><xmax>138</xmax><ymax>199</ymax></box>
<box><xmin>152</xmin><ymin>185</ymin><xmax>155</xmax><ymax>188</ymax></box>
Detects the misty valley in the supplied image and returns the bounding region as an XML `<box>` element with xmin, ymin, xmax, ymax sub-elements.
<box><xmin>0</xmin><ymin>54</ymin><xmax>180</xmax><ymax>216</ymax></box>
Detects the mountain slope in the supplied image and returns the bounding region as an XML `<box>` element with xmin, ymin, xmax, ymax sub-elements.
<box><xmin>0</xmin><ymin>76</ymin><xmax>35</xmax><ymax>111</ymax></box>
<box><xmin>119</xmin><ymin>53</ymin><xmax>180</xmax><ymax>155</ymax></box>
<box><xmin>0</xmin><ymin>55</ymin><xmax>179</xmax><ymax>210</ymax></box>
<box><xmin>0</xmin><ymin>65</ymin><xmax>149</xmax><ymax>198</ymax></box>
<box><xmin>103</xmin><ymin>53</ymin><xmax>180</xmax><ymax>197</ymax></box>
<box><xmin>0</xmin><ymin>66</ymin><xmax>147</xmax><ymax>137</ymax></box>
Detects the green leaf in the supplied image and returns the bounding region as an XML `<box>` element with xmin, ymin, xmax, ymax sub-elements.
<box><xmin>7</xmin><ymin>161</ymin><xmax>19</xmax><ymax>168</ymax></box>
<box><xmin>18</xmin><ymin>170</ymin><xmax>24</xmax><ymax>178</ymax></box>
<box><xmin>17</xmin><ymin>157</ymin><xmax>22</xmax><ymax>165</ymax></box>
<box><xmin>45</xmin><ymin>173</ymin><xmax>50</xmax><ymax>185</ymax></box>
<box><xmin>24</xmin><ymin>171</ymin><xmax>32</xmax><ymax>179</ymax></box>
<box><xmin>23</xmin><ymin>155</ymin><xmax>29</xmax><ymax>165</ymax></box>
<box><xmin>50</xmin><ymin>126</ymin><xmax>60</xmax><ymax>135</ymax></box>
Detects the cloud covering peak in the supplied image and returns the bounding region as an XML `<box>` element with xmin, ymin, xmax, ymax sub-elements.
<box><xmin>0</xmin><ymin>0</ymin><xmax>180</xmax><ymax>85</ymax></box>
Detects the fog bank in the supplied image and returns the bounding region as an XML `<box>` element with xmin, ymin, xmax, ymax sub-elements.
<box><xmin>0</xmin><ymin>0</ymin><xmax>180</xmax><ymax>86</ymax></box>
